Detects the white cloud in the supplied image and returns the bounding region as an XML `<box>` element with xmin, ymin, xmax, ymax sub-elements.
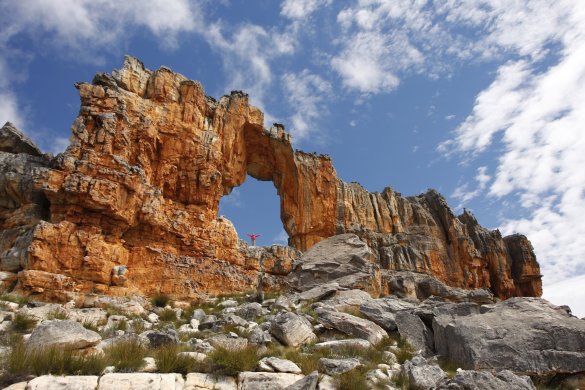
<box><xmin>282</xmin><ymin>70</ymin><xmax>332</xmax><ymax>141</ymax></box>
<box><xmin>0</xmin><ymin>90</ymin><xmax>24</xmax><ymax>129</ymax></box>
<box><xmin>281</xmin><ymin>0</ymin><xmax>332</xmax><ymax>20</ymax></box>
<box><xmin>0</xmin><ymin>0</ymin><xmax>200</xmax><ymax>55</ymax></box>
<box><xmin>205</xmin><ymin>22</ymin><xmax>296</xmax><ymax>110</ymax></box>
<box><xmin>440</xmin><ymin>0</ymin><xmax>585</xmax><ymax>288</ymax></box>
<box><xmin>451</xmin><ymin>166</ymin><xmax>491</xmax><ymax>206</ymax></box>
<box><xmin>543</xmin><ymin>274</ymin><xmax>585</xmax><ymax>318</ymax></box>
<box><xmin>0</xmin><ymin>0</ymin><xmax>201</xmax><ymax>141</ymax></box>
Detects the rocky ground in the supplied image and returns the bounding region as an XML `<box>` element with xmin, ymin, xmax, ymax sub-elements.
<box><xmin>1</xmin><ymin>273</ymin><xmax>584</xmax><ymax>390</ymax></box>
<box><xmin>1</xmin><ymin>234</ymin><xmax>585</xmax><ymax>390</ymax></box>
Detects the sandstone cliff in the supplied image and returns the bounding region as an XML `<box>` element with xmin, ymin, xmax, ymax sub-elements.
<box><xmin>0</xmin><ymin>56</ymin><xmax>541</xmax><ymax>301</ymax></box>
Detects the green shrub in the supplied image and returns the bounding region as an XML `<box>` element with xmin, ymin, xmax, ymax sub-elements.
<box><xmin>0</xmin><ymin>293</ymin><xmax>30</xmax><ymax>306</ymax></box>
<box><xmin>153</xmin><ymin>345</ymin><xmax>199</xmax><ymax>374</ymax></box>
<box><xmin>1</xmin><ymin>338</ymin><xmax>107</xmax><ymax>386</ymax></box>
<box><xmin>47</xmin><ymin>308</ymin><xmax>69</xmax><ymax>320</ymax></box>
<box><xmin>391</xmin><ymin>371</ymin><xmax>411</xmax><ymax>389</ymax></box>
<box><xmin>337</xmin><ymin>366</ymin><xmax>370</xmax><ymax>390</ymax></box>
<box><xmin>208</xmin><ymin>345</ymin><xmax>259</xmax><ymax>375</ymax></box>
<box><xmin>115</xmin><ymin>319</ymin><xmax>128</xmax><ymax>332</ymax></box>
<box><xmin>81</xmin><ymin>320</ymin><xmax>100</xmax><ymax>332</ymax></box>
<box><xmin>158</xmin><ymin>308</ymin><xmax>178</xmax><ymax>322</ymax></box>
<box><xmin>395</xmin><ymin>338</ymin><xmax>416</xmax><ymax>364</ymax></box>
<box><xmin>104</xmin><ymin>338</ymin><xmax>148</xmax><ymax>372</ymax></box>
<box><xmin>130</xmin><ymin>319</ymin><xmax>146</xmax><ymax>334</ymax></box>
<box><xmin>151</xmin><ymin>293</ymin><xmax>170</xmax><ymax>308</ymax></box>
<box><xmin>12</xmin><ymin>313</ymin><xmax>37</xmax><ymax>332</ymax></box>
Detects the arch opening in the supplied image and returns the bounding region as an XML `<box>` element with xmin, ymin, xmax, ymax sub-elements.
<box><xmin>219</xmin><ymin>176</ymin><xmax>289</xmax><ymax>247</ymax></box>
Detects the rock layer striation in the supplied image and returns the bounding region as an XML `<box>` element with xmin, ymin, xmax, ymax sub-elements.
<box><xmin>0</xmin><ymin>56</ymin><xmax>541</xmax><ymax>301</ymax></box>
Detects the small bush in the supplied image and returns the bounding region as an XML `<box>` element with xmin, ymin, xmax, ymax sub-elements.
<box><xmin>82</xmin><ymin>320</ymin><xmax>100</xmax><ymax>332</ymax></box>
<box><xmin>0</xmin><ymin>293</ymin><xmax>30</xmax><ymax>306</ymax></box>
<box><xmin>391</xmin><ymin>371</ymin><xmax>411</xmax><ymax>389</ymax></box>
<box><xmin>153</xmin><ymin>345</ymin><xmax>199</xmax><ymax>374</ymax></box>
<box><xmin>104</xmin><ymin>338</ymin><xmax>148</xmax><ymax>372</ymax></box>
<box><xmin>1</xmin><ymin>338</ymin><xmax>107</xmax><ymax>386</ymax></box>
<box><xmin>12</xmin><ymin>313</ymin><xmax>37</xmax><ymax>332</ymax></box>
<box><xmin>395</xmin><ymin>338</ymin><xmax>416</xmax><ymax>364</ymax></box>
<box><xmin>47</xmin><ymin>309</ymin><xmax>69</xmax><ymax>320</ymax></box>
<box><xmin>158</xmin><ymin>308</ymin><xmax>178</xmax><ymax>322</ymax></box>
<box><xmin>151</xmin><ymin>293</ymin><xmax>170</xmax><ymax>308</ymax></box>
<box><xmin>131</xmin><ymin>319</ymin><xmax>146</xmax><ymax>334</ymax></box>
<box><xmin>438</xmin><ymin>359</ymin><xmax>460</xmax><ymax>379</ymax></box>
<box><xmin>115</xmin><ymin>319</ymin><xmax>128</xmax><ymax>332</ymax></box>
<box><xmin>208</xmin><ymin>345</ymin><xmax>259</xmax><ymax>375</ymax></box>
<box><xmin>337</xmin><ymin>366</ymin><xmax>370</xmax><ymax>390</ymax></box>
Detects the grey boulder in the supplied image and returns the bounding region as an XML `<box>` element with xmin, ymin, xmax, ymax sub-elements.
<box><xmin>359</xmin><ymin>295</ymin><xmax>419</xmax><ymax>331</ymax></box>
<box><xmin>270</xmin><ymin>312</ymin><xmax>317</xmax><ymax>347</ymax></box>
<box><xmin>436</xmin><ymin>369</ymin><xmax>536</xmax><ymax>390</ymax></box>
<box><xmin>288</xmin><ymin>234</ymin><xmax>381</xmax><ymax>295</ymax></box>
<box><xmin>319</xmin><ymin>358</ymin><xmax>362</xmax><ymax>375</ymax></box>
<box><xmin>315</xmin><ymin>307</ymin><xmax>387</xmax><ymax>345</ymax></box>
<box><xmin>285</xmin><ymin>371</ymin><xmax>319</xmax><ymax>390</ymax></box>
<box><xmin>433</xmin><ymin>297</ymin><xmax>585</xmax><ymax>375</ymax></box>
<box><xmin>403</xmin><ymin>356</ymin><xmax>447</xmax><ymax>389</ymax></box>
<box><xmin>27</xmin><ymin>320</ymin><xmax>101</xmax><ymax>350</ymax></box>
<box><xmin>395</xmin><ymin>311</ymin><xmax>434</xmax><ymax>356</ymax></box>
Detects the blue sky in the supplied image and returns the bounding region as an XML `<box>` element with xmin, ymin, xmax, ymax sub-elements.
<box><xmin>1</xmin><ymin>0</ymin><xmax>584</xmax><ymax>316</ymax></box>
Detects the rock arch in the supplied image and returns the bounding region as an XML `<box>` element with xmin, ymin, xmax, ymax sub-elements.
<box><xmin>0</xmin><ymin>56</ymin><xmax>541</xmax><ymax>301</ymax></box>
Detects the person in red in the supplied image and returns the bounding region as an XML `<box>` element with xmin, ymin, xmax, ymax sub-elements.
<box><xmin>246</xmin><ymin>233</ymin><xmax>260</xmax><ymax>246</ymax></box>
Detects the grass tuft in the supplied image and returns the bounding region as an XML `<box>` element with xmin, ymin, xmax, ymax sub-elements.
<box><xmin>158</xmin><ymin>308</ymin><xmax>178</xmax><ymax>322</ymax></box>
<box><xmin>153</xmin><ymin>344</ymin><xmax>199</xmax><ymax>374</ymax></box>
<box><xmin>47</xmin><ymin>308</ymin><xmax>69</xmax><ymax>320</ymax></box>
<box><xmin>208</xmin><ymin>345</ymin><xmax>259</xmax><ymax>376</ymax></box>
<box><xmin>103</xmin><ymin>338</ymin><xmax>148</xmax><ymax>372</ymax></box>
<box><xmin>12</xmin><ymin>313</ymin><xmax>37</xmax><ymax>333</ymax></box>
<box><xmin>0</xmin><ymin>338</ymin><xmax>107</xmax><ymax>387</ymax></box>
<box><xmin>151</xmin><ymin>293</ymin><xmax>170</xmax><ymax>308</ymax></box>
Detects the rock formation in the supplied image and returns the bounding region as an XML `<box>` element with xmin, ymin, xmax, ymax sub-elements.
<box><xmin>0</xmin><ymin>56</ymin><xmax>541</xmax><ymax>302</ymax></box>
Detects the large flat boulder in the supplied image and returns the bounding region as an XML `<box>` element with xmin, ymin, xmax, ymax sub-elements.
<box><xmin>98</xmin><ymin>373</ymin><xmax>184</xmax><ymax>390</ymax></box>
<box><xmin>436</xmin><ymin>370</ymin><xmax>535</xmax><ymax>390</ymax></box>
<box><xmin>433</xmin><ymin>297</ymin><xmax>585</xmax><ymax>375</ymax></box>
<box><xmin>26</xmin><ymin>375</ymin><xmax>99</xmax><ymax>390</ymax></box>
<box><xmin>184</xmin><ymin>372</ymin><xmax>236</xmax><ymax>390</ymax></box>
<box><xmin>359</xmin><ymin>295</ymin><xmax>419</xmax><ymax>331</ymax></box>
<box><xmin>270</xmin><ymin>312</ymin><xmax>317</xmax><ymax>347</ymax></box>
<box><xmin>27</xmin><ymin>320</ymin><xmax>101</xmax><ymax>350</ymax></box>
<box><xmin>315</xmin><ymin>307</ymin><xmax>387</xmax><ymax>344</ymax></box>
<box><xmin>288</xmin><ymin>234</ymin><xmax>381</xmax><ymax>296</ymax></box>
<box><xmin>238</xmin><ymin>372</ymin><xmax>304</xmax><ymax>390</ymax></box>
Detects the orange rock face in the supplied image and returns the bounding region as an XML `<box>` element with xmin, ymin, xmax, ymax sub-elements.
<box><xmin>0</xmin><ymin>56</ymin><xmax>541</xmax><ymax>301</ymax></box>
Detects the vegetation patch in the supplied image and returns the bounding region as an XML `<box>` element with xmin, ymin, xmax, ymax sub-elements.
<box><xmin>151</xmin><ymin>293</ymin><xmax>171</xmax><ymax>308</ymax></box>
<box><xmin>103</xmin><ymin>338</ymin><xmax>148</xmax><ymax>372</ymax></box>
<box><xmin>153</xmin><ymin>344</ymin><xmax>198</xmax><ymax>374</ymax></box>
<box><xmin>207</xmin><ymin>345</ymin><xmax>260</xmax><ymax>376</ymax></box>
<box><xmin>11</xmin><ymin>313</ymin><xmax>37</xmax><ymax>333</ymax></box>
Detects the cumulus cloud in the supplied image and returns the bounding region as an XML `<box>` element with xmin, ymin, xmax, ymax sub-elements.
<box><xmin>439</xmin><ymin>0</ymin><xmax>585</xmax><ymax>290</ymax></box>
<box><xmin>282</xmin><ymin>70</ymin><xmax>332</xmax><ymax>141</ymax></box>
